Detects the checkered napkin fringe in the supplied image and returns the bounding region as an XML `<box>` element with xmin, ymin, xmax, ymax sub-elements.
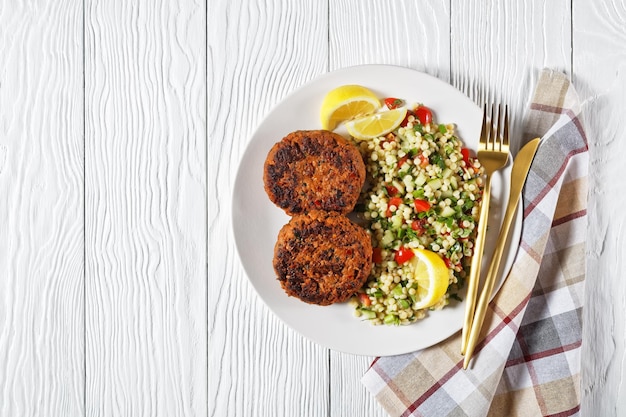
<box><xmin>362</xmin><ymin>69</ymin><xmax>588</xmax><ymax>417</ymax></box>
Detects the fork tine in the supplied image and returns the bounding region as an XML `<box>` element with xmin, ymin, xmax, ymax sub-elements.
<box><xmin>490</xmin><ymin>104</ymin><xmax>497</xmax><ymax>150</ymax></box>
<box><xmin>479</xmin><ymin>103</ymin><xmax>488</xmax><ymax>148</ymax></box>
<box><xmin>497</xmin><ymin>104</ymin><xmax>505</xmax><ymax>151</ymax></box>
<box><xmin>503</xmin><ymin>105</ymin><xmax>509</xmax><ymax>149</ymax></box>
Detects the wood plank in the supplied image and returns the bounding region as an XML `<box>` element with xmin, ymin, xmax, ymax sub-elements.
<box><xmin>208</xmin><ymin>1</ymin><xmax>330</xmax><ymax>416</ymax></box>
<box><xmin>330</xmin><ymin>0</ymin><xmax>451</xmax><ymax>80</ymax></box>
<box><xmin>451</xmin><ymin>0</ymin><xmax>571</xmax><ymax>154</ymax></box>
<box><xmin>329</xmin><ymin>352</ymin><xmax>386</xmax><ymax>417</ymax></box>
<box><xmin>0</xmin><ymin>1</ymin><xmax>84</xmax><ymax>416</ymax></box>
<box><xmin>84</xmin><ymin>1</ymin><xmax>207</xmax><ymax>415</ymax></box>
<box><xmin>573</xmin><ymin>0</ymin><xmax>626</xmax><ymax>414</ymax></box>
<box><xmin>328</xmin><ymin>1</ymin><xmax>449</xmax><ymax>416</ymax></box>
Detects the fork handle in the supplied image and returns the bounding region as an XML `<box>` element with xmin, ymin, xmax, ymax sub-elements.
<box><xmin>460</xmin><ymin>173</ymin><xmax>493</xmax><ymax>354</ymax></box>
<box><xmin>462</xmin><ymin>179</ymin><xmax>517</xmax><ymax>369</ymax></box>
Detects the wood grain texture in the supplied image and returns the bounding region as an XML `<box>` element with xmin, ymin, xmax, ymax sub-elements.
<box><xmin>84</xmin><ymin>1</ymin><xmax>207</xmax><ymax>416</ymax></box>
<box><xmin>330</xmin><ymin>0</ymin><xmax>450</xmax><ymax>80</ymax></box>
<box><xmin>208</xmin><ymin>1</ymin><xmax>330</xmax><ymax>416</ymax></box>
<box><xmin>451</xmin><ymin>0</ymin><xmax>571</xmax><ymax>154</ymax></box>
<box><xmin>0</xmin><ymin>1</ymin><xmax>84</xmax><ymax>416</ymax></box>
<box><xmin>574</xmin><ymin>1</ymin><xmax>626</xmax><ymax>415</ymax></box>
<box><xmin>329</xmin><ymin>351</ymin><xmax>384</xmax><ymax>417</ymax></box>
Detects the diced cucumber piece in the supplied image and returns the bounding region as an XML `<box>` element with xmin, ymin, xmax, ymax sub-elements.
<box><xmin>382</xmin><ymin>230</ymin><xmax>394</xmax><ymax>247</ymax></box>
<box><xmin>441</xmin><ymin>189</ymin><xmax>453</xmax><ymax>198</ymax></box>
<box><xmin>428</xmin><ymin>178</ymin><xmax>442</xmax><ymax>190</ymax></box>
<box><xmin>413</xmin><ymin>189</ymin><xmax>425</xmax><ymax>199</ymax></box>
<box><xmin>392</xmin><ymin>284</ymin><xmax>404</xmax><ymax>297</ymax></box>
<box><xmin>360</xmin><ymin>309</ymin><xmax>376</xmax><ymax>320</ymax></box>
<box><xmin>391</xmin><ymin>216</ymin><xmax>403</xmax><ymax>229</ymax></box>
<box><xmin>440</xmin><ymin>206</ymin><xmax>455</xmax><ymax>217</ymax></box>
<box><xmin>415</xmin><ymin>172</ymin><xmax>427</xmax><ymax>186</ymax></box>
<box><xmin>392</xmin><ymin>180</ymin><xmax>405</xmax><ymax>194</ymax></box>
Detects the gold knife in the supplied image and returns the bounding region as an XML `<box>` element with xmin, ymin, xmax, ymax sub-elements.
<box><xmin>463</xmin><ymin>137</ymin><xmax>541</xmax><ymax>369</ymax></box>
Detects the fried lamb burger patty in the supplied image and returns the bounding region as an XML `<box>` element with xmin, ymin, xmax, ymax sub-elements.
<box><xmin>263</xmin><ymin>130</ymin><xmax>366</xmax><ymax>215</ymax></box>
<box><xmin>273</xmin><ymin>210</ymin><xmax>373</xmax><ymax>306</ymax></box>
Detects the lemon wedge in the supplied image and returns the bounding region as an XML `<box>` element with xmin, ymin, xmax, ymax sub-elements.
<box><xmin>409</xmin><ymin>249</ymin><xmax>450</xmax><ymax>310</ymax></box>
<box><xmin>346</xmin><ymin>107</ymin><xmax>408</xmax><ymax>140</ymax></box>
<box><xmin>320</xmin><ymin>85</ymin><xmax>381</xmax><ymax>130</ymax></box>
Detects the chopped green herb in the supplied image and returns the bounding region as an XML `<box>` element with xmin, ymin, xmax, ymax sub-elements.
<box><xmin>430</xmin><ymin>153</ymin><xmax>446</xmax><ymax>170</ymax></box>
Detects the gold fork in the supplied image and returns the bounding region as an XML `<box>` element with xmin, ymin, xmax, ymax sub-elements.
<box><xmin>461</xmin><ymin>104</ymin><xmax>510</xmax><ymax>356</ymax></box>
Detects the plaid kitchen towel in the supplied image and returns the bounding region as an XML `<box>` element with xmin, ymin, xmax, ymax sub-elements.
<box><xmin>362</xmin><ymin>69</ymin><xmax>588</xmax><ymax>417</ymax></box>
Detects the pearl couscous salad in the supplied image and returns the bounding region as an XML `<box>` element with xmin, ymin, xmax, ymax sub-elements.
<box><xmin>350</xmin><ymin>101</ymin><xmax>484</xmax><ymax>325</ymax></box>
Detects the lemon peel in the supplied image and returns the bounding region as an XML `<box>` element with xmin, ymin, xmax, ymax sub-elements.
<box><xmin>409</xmin><ymin>248</ymin><xmax>450</xmax><ymax>310</ymax></box>
<box><xmin>320</xmin><ymin>84</ymin><xmax>381</xmax><ymax>130</ymax></box>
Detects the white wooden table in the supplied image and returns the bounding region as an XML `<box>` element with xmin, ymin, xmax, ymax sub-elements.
<box><xmin>1</xmin><ymin>1</ymin><xmax>624</xmax><ymax>416</ymax></box>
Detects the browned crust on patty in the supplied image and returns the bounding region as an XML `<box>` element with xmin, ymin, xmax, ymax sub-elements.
<box><xmin>263</xmin><ymin>130</ymin><xmax>366</xmax><ymax>215</ymax></box>
<box><xmin>273</xmin><ymin>210</ymin><xmax>373</xmax><ymax>306</ymax></box>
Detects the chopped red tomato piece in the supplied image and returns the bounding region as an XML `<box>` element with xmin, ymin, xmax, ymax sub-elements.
<box><xmin>358</xmin><ymin>292</ymin><xmax>372</xmax><ymax>307</ymax></box>
<box><xmin>461</xmin><ymin>147</ymin><xmax>471</xmax><ymax>165</ymax></box>
<box><xmin>411</xmin><ymin>219</ymin><xmax>426</xmax><ymax>235</ymax></box>
<box><xmin>386</xmin><ymin>197</ymin><xmax>403</xmax><ymax>217</ymax></box>
<box><xmin>400</xmin><ymin>109</ymin><xmax>414</xmax><ymax>127</ymax></box>
<box><xmin>413</xmin><ymin>199</ymin><xmax>431</xmax><ymax>212</ymax></box>
<box><xmin>394</xmin><ymin>246</ymin><xmax>415</xmax><ymax>265</ymax></box>
<box><xmin>417</xmin><ymin>154</ymin><xmax>430</xmax><ymax>168</ymax></box>
<box><xmin>384</xmin><ymin>97</ymin><xmax>403</xmax><ymax>109</ymax></box>
<box><xmin>397</xmin><ymin>155</ymin><xmax>409</xmax><ymax>168</ymax></box>
<box><xmin>414</xmin><ymin>106</ymin><xmax>433</xmax><ymax>125</ymax></box>
<box><xmin>386</xmin><ymin>185</ymin><xmax>399</xmax><ymax>196</ymax></box>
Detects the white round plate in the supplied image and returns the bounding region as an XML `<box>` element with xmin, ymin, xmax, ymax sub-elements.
<box><xmin>231</xmin><ymin>65</ymin><xmax>521</xmax><ymax>356</ymax></box>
